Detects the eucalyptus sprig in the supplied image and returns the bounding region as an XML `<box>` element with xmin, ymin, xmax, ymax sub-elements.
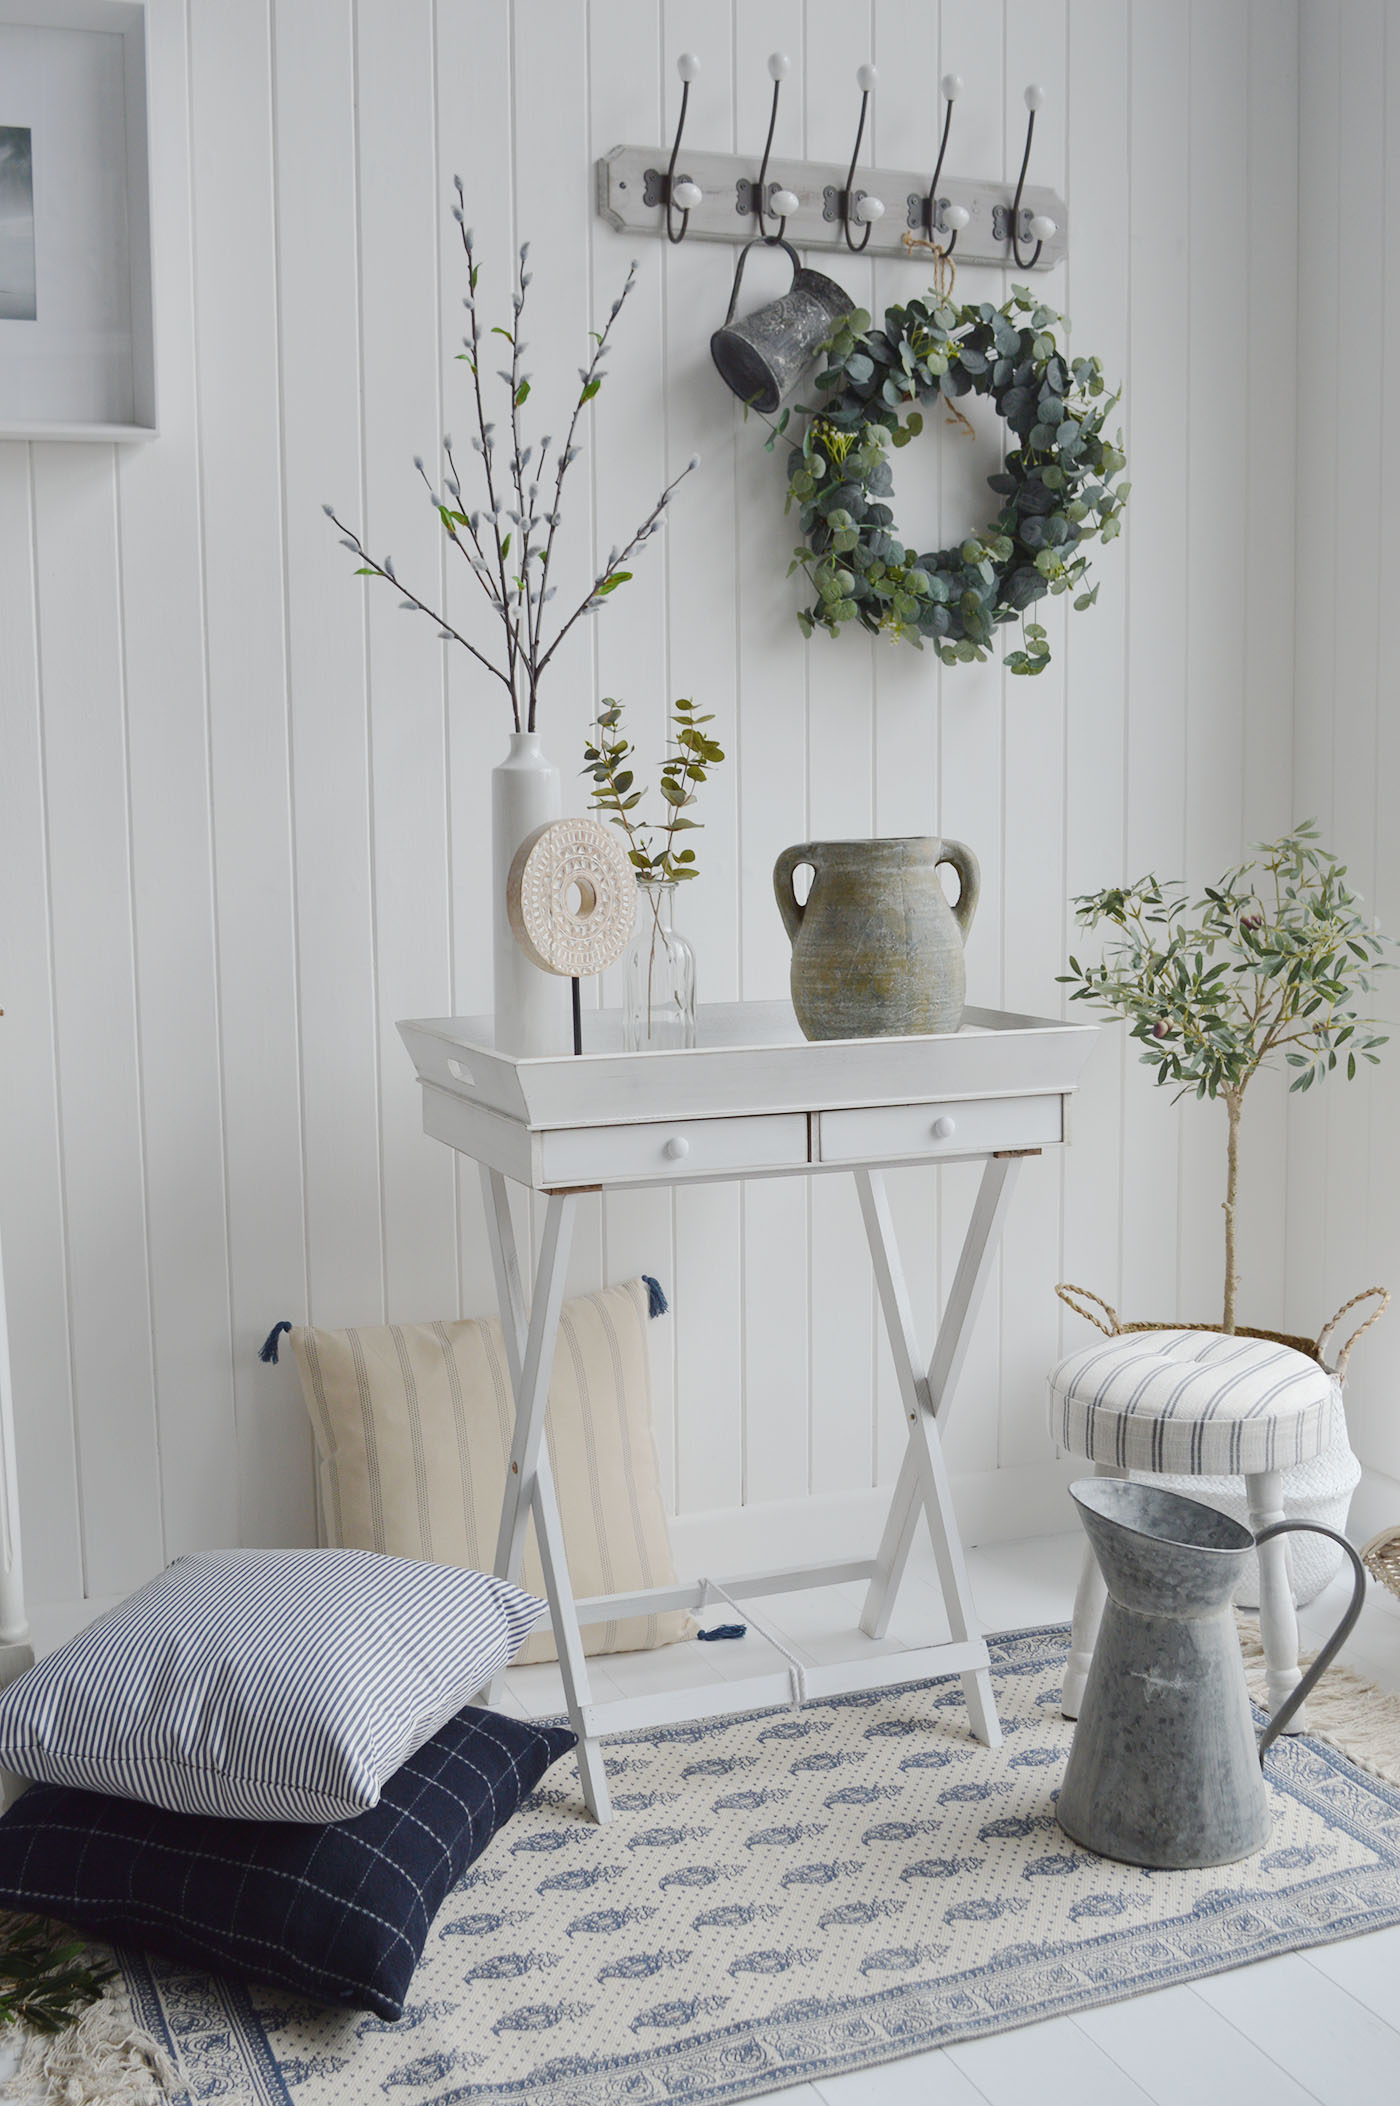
<box><xmin>325</xmin><ymin>192</ymin><xmax>699</xmax><ymax>733</ymax></box>
<box><xmin>0</xmin><ymin>1912</ymin><xmax>114</xmax><ymax>2035</ymax></box>
<box><xmin>1059</xmin><ymin>823</ymin><xmax>1391</xmax><ymax>1332</ymax></box>
<box><xmin>582</xmin><ymin>697</ymin><xmax>725</xmax><ymax>885</ymax></box>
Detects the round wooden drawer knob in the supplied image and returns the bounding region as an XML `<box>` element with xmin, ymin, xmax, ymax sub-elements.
<box><xmin>931</xmin><ymin>1115</ymin><xmax>957</xmax><ymax>1140</ymax></box>
<box><xmin>664</xmin><ymin>1135</ymin><xmax>691</xmax><ymax>1160</ymax></box>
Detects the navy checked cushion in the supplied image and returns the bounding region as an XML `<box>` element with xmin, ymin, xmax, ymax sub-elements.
<box><xmin>1049</xmin><ymin>1329</ymin><xmax>1336</xmax><ymax>1476</ymax></box>
<box><xmin>0</xmin><ymin>1704</ymin><xmax>576</xmax><ymax>2021</ymax></box>
<box><xmin>0</xmin><ymin>1547</ymin><xmax>546</xmax><ymax>1821</ymax></box>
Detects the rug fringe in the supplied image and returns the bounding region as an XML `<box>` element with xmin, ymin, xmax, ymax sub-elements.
<box><xmin>1238</xmin><ymin>1616</ymin><xmax>1400</xmax><ymax>1787</ymax></box>
<box><xmin>12</xmin><ymin>1984</ymin><xmax>181</xmax><ymax>2104</ymax></box>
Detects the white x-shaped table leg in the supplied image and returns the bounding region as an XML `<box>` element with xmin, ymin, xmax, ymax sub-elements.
<box><xmin>855</xmin><ymin>1157</ymin><xmax>1024</xmax><ymax>1749</ymax></box>
<box><xmin>480</xmin><ymin>1167</ymin><xmax>613</xmax><ymax>1824</ymax></box>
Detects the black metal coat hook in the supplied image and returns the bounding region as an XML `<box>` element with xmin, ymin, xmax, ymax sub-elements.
<box><xmin>910</xmin><ymin>72</ymin><xmax>970</xmax><ymax>255</ymax></box>
<box><xmin>828</xmin><ymin>63</ymin><xmax>885</xmax><ymax>251</ymax></box>
<box><xmin>656</xmin><ymin>52</ymin><xmax>702</xmax><ymax>243</ymax></box>
<box><xmin>737</xmin><ymin>52</ymin><xmax>799</xmax><ymax>242</ymax></box>
<box><xmin>1007</xmin><ymin>84</ymin><xmax>1058</xmax><ymax>269</ymax></box>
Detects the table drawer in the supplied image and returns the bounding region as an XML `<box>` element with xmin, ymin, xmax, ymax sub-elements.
<box><xmin>816</xmin><ymin>1093</ymin><xmax>1062</xmax><ymax>1164</ymax></box>
<box><xmin>539</xmin><ymin>1111</ymin><xmax>809</xmax><ymax>1188</ymax></box>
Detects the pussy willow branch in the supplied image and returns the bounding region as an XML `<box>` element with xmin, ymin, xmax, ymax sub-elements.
<box><xmin>321</xmin><ymin>509</ymin><xmax>515</xmax><ymax>697</ymax></box>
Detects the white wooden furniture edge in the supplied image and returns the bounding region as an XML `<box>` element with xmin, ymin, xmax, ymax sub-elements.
<box><xmin>404</xmin><ymin>1000</ymin><xmax>1095</xmax><ymax>1824</ymax></box>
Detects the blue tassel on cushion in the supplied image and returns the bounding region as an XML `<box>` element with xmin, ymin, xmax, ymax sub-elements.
<box><xmin>641</xmin><ymin>1275</ymin><xmax>668</xmax><ymax>1318</ymax></box>
<box><xmin>697</xmin><ymin>1623</ymin><xmax>747</xmax><ymax>1642</ymax></box>
<box><xmin>259</xmin><ymin>1321</ymin><xmax>293</xmax><ymax>1365</ymax></box>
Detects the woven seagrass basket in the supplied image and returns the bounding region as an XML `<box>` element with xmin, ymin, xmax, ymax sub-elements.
<box><xmin>1362</xmin><ymin>1527</ymin><xmax>1400</xmax><ymax>1604</ymax></box>
<box><xmin>1055</xmin><ymin>1283</ymin><xmax>1389</xmax><ymax>1381</ymax></box>
<box><xmin>1055</xmin><ymin>1284</ymin><xmax>1390</xmax><ymax>1606</ymax></box>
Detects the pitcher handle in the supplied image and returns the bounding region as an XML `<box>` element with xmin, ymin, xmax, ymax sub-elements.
<box><xmin>722</xmin><ymin>237</ymin><xmax>800</xmax><ymax>327</ymax></box>
<box><xmin>937</xmin><ymin>839</ymin><xmax>980</xmax><ymax>941</ymax></box>
<box><xmin>773</xmin><ymin>842</ymin><xmax>818</xmax><ymax>947</ymax></box>
<box><xmin>1253</xmin><ymin>1520</ymin><xmax>1368</xmax><ymax>1763</ymax></box>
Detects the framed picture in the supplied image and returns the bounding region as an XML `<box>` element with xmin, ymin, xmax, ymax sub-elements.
<box><xmin>0</xmin><ymin>0</ymin><xmax>154</xmax><ymax>441</ymax></box>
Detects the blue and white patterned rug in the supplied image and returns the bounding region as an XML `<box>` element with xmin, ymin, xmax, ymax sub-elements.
<box><xmin>117</xmin><ymin>1624</ymin><xmax>1400</xmax><ymax>2105</ymax></box>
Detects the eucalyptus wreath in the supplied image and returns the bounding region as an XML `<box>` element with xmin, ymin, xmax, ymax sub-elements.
<box><xmin>773</xmin><ymin>282</ymin><xmax>1128</xmax><ymax>673</ymax></box>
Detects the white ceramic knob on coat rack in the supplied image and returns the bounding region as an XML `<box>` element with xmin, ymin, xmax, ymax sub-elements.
<box><xmin>944</xmin><ymin>204</ymin><xmax>971</xmax><ymax>234</ymax></box>
<box><xmin>771</xmin><ymin>187</ymin><xmax>800</xmax><ymax>219</ymax></box>
<box><xmin>854</xmin><ymin>194</ymin><xmax>885</xmax><ymax>224</ymax></box>
<box><xmin>676</xmin><ymin>52</ymin><xmax>700</xmax><ymax>82</ymax></box>
<box><xmin>672</xmin><ymin>180</ymin><xmax>703</xmax><ymax>212</ymax></box>
<box><xmin>1028</xmin><ymin>214</ymin><xmax>1057</xmax><ymax>242</ymax></box>
<box><xmin>768</xmin><ymin>51</ymin><xmax>790</xmax><ymax>80</ymax></box>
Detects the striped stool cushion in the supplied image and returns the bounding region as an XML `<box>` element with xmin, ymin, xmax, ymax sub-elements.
<box><xmin>1049</xmin><ymin>1330</ymin><xmax>1336</xmax><ymax>1476</ymax></box>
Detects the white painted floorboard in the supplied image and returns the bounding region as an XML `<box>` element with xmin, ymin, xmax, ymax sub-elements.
<box><xmin>503</xmin><ymin>1526</ymin><xmax>1400</xmax><ymax>2106</ymax></box>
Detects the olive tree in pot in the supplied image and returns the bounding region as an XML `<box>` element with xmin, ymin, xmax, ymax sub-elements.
<box><xmin>1060</xmin><ymin>822</ymin><xmax>1390</xmax><ymax>1335</ymax></box>
<box><xmin>1058</xmin><ymin>823</ymin><xmax>1392</xmax><ymax>1604</ymax></box>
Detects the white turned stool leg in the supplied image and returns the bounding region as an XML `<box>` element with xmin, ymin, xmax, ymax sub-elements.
<box><xmin>1062</xmin><ymin>1461</ymin><xmax>1127</xmax><ymax>1721</ymax></box>
<box><xmin>1247</xmin><ymin>1467</ymin><xmax>1305</xmax><ymax>1731</ymax></box>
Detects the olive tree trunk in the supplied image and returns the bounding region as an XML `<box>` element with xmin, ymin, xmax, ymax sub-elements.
<box><xmin>1222</xmin><ymin>1088</ymin><xmax>1242</xmax><ymax>1334</ymax></box>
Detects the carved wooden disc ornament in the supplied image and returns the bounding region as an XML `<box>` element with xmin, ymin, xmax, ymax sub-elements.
<box><xmin>506</xmin><ymin>818</ymin><xmax>637</xmax><ymax>978</ymax></box>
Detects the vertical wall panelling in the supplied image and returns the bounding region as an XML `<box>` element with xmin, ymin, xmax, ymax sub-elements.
<box><xmin>727</xmin><ymin>0</ymin><xmax>810</xmax><ymax>1512</ymax></box>
<box><xmin>865</xmin><ymin>0</ymin><xmax>942</xmax><ymax>1493</ymax></box>
<box><xmin>1058</xmin><ymin>0</ymin><xmax>1131</xmax><ymax>1360</ymax></box>
<box><xmin>0</xmin><ymin>0</ymin><xmax>1325</xmax><ymax>1622</ymax></box>
<box><xmin>273</xmin><ymin>0</ymin><xmax>384</xmax><ymax>1337</ymax></box>
<box><xmin>120</xmin><ymin>0</ymin><xmax>238</xmax><ymax>1560</ymax></box>
<box><xmin>1231</xmin><ymin>0</ymin><xmax>1301</xmax><ymax>1336</ymax></box>
<box><xmin>927</xmin><ymin>0</ymin><xmax>1006</xmax><ymax>1489</ymax></box>
<box><xmin>32</xmin><ymin>448</ymin><xmax>162</xmax><ymax>1600</ymax></box>
<box><xmin>1291</xmin><ymin>0</ymin><xmax>1400</xmax><ymax>1482</ymax></box>
<box><xmin>1176</xmin><ymin>0</ymin><xmax>1251</xmax><ymax>1332</ymax></box>
<box><xmin>0</xmin><ymin>445</ymin><xmax>84</xmax><ymax>1611</ymax></box>
<box><xmin>1115</xmin><ymin>0</ymin><xmax>1191</xmax><ymax>1329</ymax></box>
<box><xmin>992</xmin><ymin>0</ymin><xmax>1069</xmax><ymax>1471</ymax></box>
<box><xmin>436</xmin><ymin>0</ymin><xmax>514</xmax><ymax>1334</ymax></box>
<box><xmin>356</xmin><ymin>0</ymin><xmax>459</xmax><ymax>1326</ymax></box>
<box><xmin>587</xmin><ymin>0</ymin><xmax>677</xmax><ymax>1491</ymax></box>
<box><xmin>802</xmin><ymin>0</ymin><xmax>879</xmax><ymax>1501</ymax></box>
<box><xmin>1362</xmin><ymin>0</ymin><xmax>1400</xmax><ymax>1484</ymax></box>
<box><xmin>659</xmin><ymin>0</ymin><xmax>743</xmax><ymax>1518</ymax></box>
<box><xmin>187</xmin><ymin>0</ymin><xmax>311</xmax><ymax>1550</ymax></box>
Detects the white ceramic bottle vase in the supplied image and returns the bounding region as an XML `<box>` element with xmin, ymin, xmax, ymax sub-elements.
<box><xmin>491</xmin><ymin>730</ymin><xmax>570</xmax><ymax>1055</ymax></box>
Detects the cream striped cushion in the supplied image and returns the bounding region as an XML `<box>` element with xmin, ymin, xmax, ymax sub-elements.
<box><xmin>1049</xmin><ymin>1329</ymin><xmax>1336</xmax><ymax>1477</ymax></box>
<box><xmin>288</xmin><ymin>1279</ymin><xmax>690</xmax><ymax>1664</ymax></box>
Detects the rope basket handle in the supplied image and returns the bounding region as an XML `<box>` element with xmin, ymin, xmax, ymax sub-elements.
<box><xmin>1055</xmin><ymin>1283</ymin><xmax>1123</xmax><ymax>1338</ymax></box>
<box><xmin>1315</xmin><ymin>1286</ymin><xmax>1390</xmax><ymax>1379</ymax></box>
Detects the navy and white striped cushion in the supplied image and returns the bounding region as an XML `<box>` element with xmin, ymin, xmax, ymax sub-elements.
<box><xmin>1049</xmin><ymin>1330</ymin><xmax>1336</xmax><ymax>1477</ymax></box>
<box><xmin>0</xmin><ymin>1546</ymin><xmax>546</xmax><ymax>1822</ymax></box>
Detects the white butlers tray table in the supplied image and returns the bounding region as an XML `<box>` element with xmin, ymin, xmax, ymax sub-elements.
<box><xmin>399</xmin><ymin>1001</ymin><xmax>1096</xmax><ymax>1823</ymax></box>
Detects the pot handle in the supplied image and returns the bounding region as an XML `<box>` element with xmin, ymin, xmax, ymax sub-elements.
<box><xmin>773</xmin><ymin>842</ymin><xmax>819</xmax><ymax>948</ymax></box>
<box><xmin>1253</xmin><ymin>1520</ymin><xmax>1368</xmax><ymax>1764</ymax></box>
<box><xmin>1314</xmin><ymin>1286</ymin><xmax>1390</xmax><ymax>1380</ymax></box>
<box><xmin>721</xmin><ymin>237</ymin><xmax>801</xmax><ymax>327</ymax></box>
<box><xmin>937</xmin><ymin>839</ymin><xmax>980</xmax><ymax>941</ymax></box>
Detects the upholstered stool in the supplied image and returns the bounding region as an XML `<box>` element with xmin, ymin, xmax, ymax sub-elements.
<box><xmin>1049</xmin><ymin>1329</ymin><xmax>1338</xmax><ymax>1729</ymax></box>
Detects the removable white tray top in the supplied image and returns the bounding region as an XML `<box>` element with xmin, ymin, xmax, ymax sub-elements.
<box><xmin>398</xmin><ymin>1000</ymin><xmax>1097</xmax><ymax>1132</ymax></box>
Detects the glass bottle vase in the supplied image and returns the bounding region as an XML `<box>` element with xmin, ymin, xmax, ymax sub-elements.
<box><xmin>623</xmin><ymin>879</ymin><xmax>696</xmax><ymax>1051</ymax></box>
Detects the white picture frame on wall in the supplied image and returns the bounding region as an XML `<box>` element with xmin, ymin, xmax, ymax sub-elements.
<box><xmin>0</xmin><ymin>0</ymin><xmax>154</xmax><ymax>442</ymax></box>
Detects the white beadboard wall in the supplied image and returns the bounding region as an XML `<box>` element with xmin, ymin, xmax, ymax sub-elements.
<box><xmin>0</xmin><ymin>0</ymin><xmax>1307</xmax><ymax>1627</ymax></box>
<box><xmin>1287</xmin><ymin>0</ymin><xmax>1400</xmax><ymax>1493</ymax></box>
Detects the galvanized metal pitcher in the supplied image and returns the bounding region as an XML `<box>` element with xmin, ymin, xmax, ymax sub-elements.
<box><xmin>1056</xmin><ymin>1479</ymin><xmax>1367</xmax><ymax>1870</ymax></box>
<box><xmin>710</xmin><ymin>239</ymin><xmax>853</xmax><ymax>413</ymax></box>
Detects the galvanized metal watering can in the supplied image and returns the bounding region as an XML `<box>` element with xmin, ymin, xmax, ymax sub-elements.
<box><xmin>1056</xmin><ymin>1479</ymin><xmax>1367</xmax><ymax>1870</ymax></box>
<box><xmin>710</xmin><ymin>239</ymin><xmax>853</xmax><ymax>413</ymax></box>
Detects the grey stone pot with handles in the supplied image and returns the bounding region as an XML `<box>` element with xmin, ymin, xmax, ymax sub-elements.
<box><xmin>773</xmin><ymin>836</ymin><xmax>979</xmax><ymax>1042</ymax></box>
